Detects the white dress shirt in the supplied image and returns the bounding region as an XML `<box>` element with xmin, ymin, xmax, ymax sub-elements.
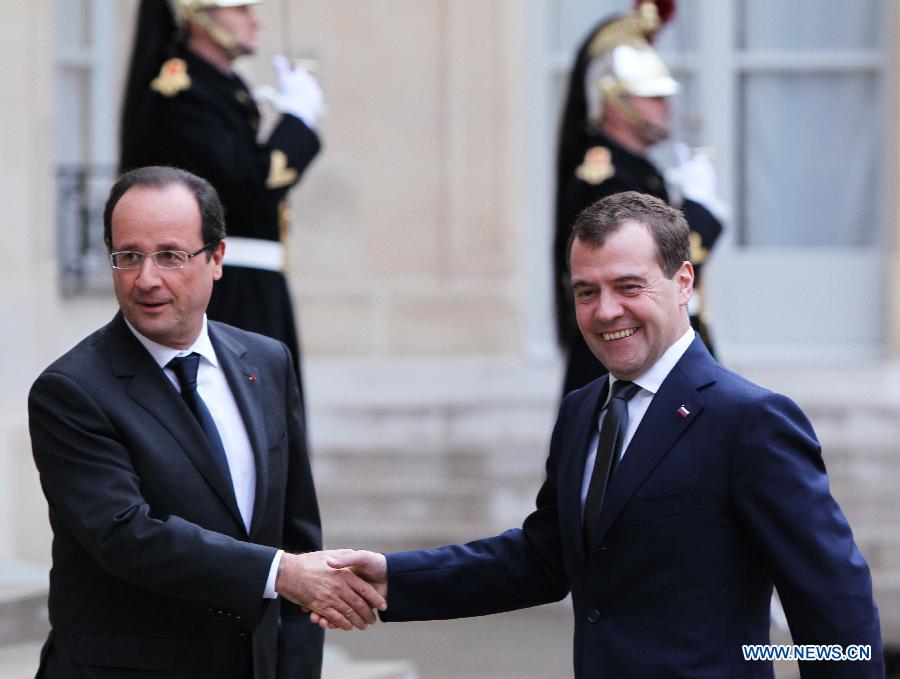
<box><xmin>581</xmin><ymin>327</ymin><xmax>695</xmax><ymax>510</ymax></box>
<box><xmin>125</xmin><ymin>316</ymin><xmax>282</xmax><ymax>598</ymax></box>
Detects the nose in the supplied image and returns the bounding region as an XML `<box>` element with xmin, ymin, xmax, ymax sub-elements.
<box><xmin>134</xmin><ymin>256</ymin><xmax>162</xmax><ymax>291</ymax></box>
<box><xmin>593</xmin><ymin>291</ymin><xmax>624</xmax><ymax>324</ymax></box>
<box><xmin>246</xmin><ymin>5</ymin><xmax>260</xmax><ymax>29</ymax></box>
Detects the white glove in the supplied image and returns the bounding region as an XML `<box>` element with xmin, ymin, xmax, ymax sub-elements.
<box><xmin>671</xmin><ymin>143</ymin><xmax>729</xmax><ymax>220</ymax></box>
<box><xmin>257</xmin><ymin>55</ymin><xmax>326</xmax><ymax>129</ymax></box>
<box><xmin>674</xmin><ymin>143</ymin><xmax>716</xmax><ymax>204</ymax></box>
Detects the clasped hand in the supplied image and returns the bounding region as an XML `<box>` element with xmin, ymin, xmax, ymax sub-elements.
<box><xmin>275</xmin><ymin>549</ymin><xmax>387</xmax><ymax>631</ymax></box>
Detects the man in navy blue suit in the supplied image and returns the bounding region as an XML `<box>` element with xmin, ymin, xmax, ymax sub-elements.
<box><xmin>320</xmin><ymin>191</ymin><xmax>883</xmax><ymax>677</ymax></box>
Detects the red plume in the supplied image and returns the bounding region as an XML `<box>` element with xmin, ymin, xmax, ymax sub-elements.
<box><xmin>634</xmin><ymin>0</ymin><xmax>676</xmax><ymax>42</ymax></box>
<box><xmin>635</xmin><ymin>0</ymin><xmax>676</xmax><ymax>23</ymax></box>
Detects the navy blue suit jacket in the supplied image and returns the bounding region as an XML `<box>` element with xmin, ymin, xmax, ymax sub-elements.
<box><xmin>383</xmin><ymin>337</ymin><xmax>883</xmax><ymax>677</ymax></box>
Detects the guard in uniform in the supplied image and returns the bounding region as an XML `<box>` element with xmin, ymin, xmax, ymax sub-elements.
<box><xmin>120</xmin><ymin>0</ymin><xmax>323</xmax><ymax>413</ymax></box>
<box><xmin>554</xmin><ymin>0</ymin><xmax>724</xmax><ymax>395</ymax></box>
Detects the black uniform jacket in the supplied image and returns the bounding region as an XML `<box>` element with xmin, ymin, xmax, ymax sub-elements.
<box><xmin>121</xmin><ymin>48</ymin><xmax>320</xmax><ymax>375</ymax></box>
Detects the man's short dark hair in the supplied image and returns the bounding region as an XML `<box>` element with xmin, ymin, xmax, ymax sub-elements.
<box><xmin>566</xmin><ymin>191</ymin><xmax>690</xmax><ymax>277</ymax></box>
<box><xmin>103</xmin><ymin>166</ymin><xmax>226</xmax><ymax>254</ymax></box>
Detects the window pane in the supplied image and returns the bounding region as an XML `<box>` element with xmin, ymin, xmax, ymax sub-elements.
<box><xmin>739</xmin><ymin>0</ymin><xmax>880</xmax><ymax>50</ymax></box>
<box><xmin>668</xmin><ymin>72</ymin><xmax>702</xmax><ymax>147</ymax></box>
<box><xmin>55</xmin><ymin>67</ymin><xmax>90</xmax><ymax>164</ymax></box>
<box><xmin>552</xmin><ymin>0</ymin><xmax>697</xmax><ymax>53</ymax></box>
<box><xmin>552</xmin><ymin>0</ymin><xmax>621</xmax><ymax>53</ymax></box>
<box><xmin>55</xmin><ymin>0</ymin><xmax>91</xmax><ymax>50</ymax></box>
<box><xmin>741</xmin><ymin>73</ymin><xmax>880</xmax><ymax>246</ymax></box>
<box><xmin>654</xmin><ymin>0</ymin><xmax>698</xmax><ymax>53</ymax></box>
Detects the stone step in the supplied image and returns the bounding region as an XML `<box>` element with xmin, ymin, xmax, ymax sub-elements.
<box><xmin>873</xmin><ymin>573</ymin><xmax>900</xmax><ymax>642</ymax></box>
<box><xmin>855</xmin><ymin>532</ymin><xmax>900</xmax><ymax>572</ymax></box>
<box><xmin>0</xmin><ymin>640</ymin><xmax>42</xmax><ymax>679</ymax></box>
<box><xmin>315</xmin><ymin>447</ymin><xmax>547</xmax><ymax>490</ymax></box>
<box><xmin>323</xmin><ymin>644</ymin><xmax>419</xmax><ymax>679</ymax></box>
<box><xmin>314</xmin><ymin>447</ymin><xmax>490</xmax><ymax>484</ymax></box>
<box><xmin>0</xmin><ymin>592</ymin><xmax>46</xmax><ymax>649</ymax></box>
<box><xmin>320</xmin><ymin>476</ymin><xmax>539</xmax><ymax>499</ymax></box>
<box><xmin>308</xmin><ymin>378</ymin><xmax>556</xmax><ymax>456</ymax></box>
<box><xmin>319</xmin><ymin>483</ymin><xmax>493</xmax><ymax>527</ymax></box>
<box><xmin>324</xmin><ymin>517</ymin><xmax>504</xmax><ymax>554</ymax></box>
<box><xmin>325</xmin><ymin>662</ymin><xmax>419</xmax><ymax>679</ymax></box>
<box><xmin>0</xmin><ymin>561</ymin><xmax>48</xmax><ymax>647</ymax></box>
<box><xmin>313</xmin><ymin>439</ymin><xmax>546</xmax><ymax>537</ymax></box>
<box><xmin>809</xmin><ymin>416</ymin><xmax>900</xmax><ymax>450</ymax></box>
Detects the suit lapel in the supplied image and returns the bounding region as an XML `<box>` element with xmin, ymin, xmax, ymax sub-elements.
<box><xmin>587</xmin><ymin>338</ymin><xmax>717</xmax><ymax>551</ymax></box>
<box><xmin>210</xmin><ymin>323</ymin><xmax>270</xmax><ymax>538</ymax></box>
<box><xmin>558</xmin><ymin>378</ymin><xmax>609</xmax><ymax>563</ymax></box>
<box><xmin>108</xmin><ymin>314</ymin><xmax>244</xmax><ymax>530</ymax></box>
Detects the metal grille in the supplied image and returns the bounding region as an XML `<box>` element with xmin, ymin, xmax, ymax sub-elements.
<box><xmin>56</xmin><ymin>164</ymin><xmax>117</xmax><ymax>297</ymax></box>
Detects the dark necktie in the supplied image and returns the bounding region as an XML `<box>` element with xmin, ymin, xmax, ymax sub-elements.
<box><xmin>167</xmin><ymin>353</ymin><xmax>232</xmax><ymax>485</ymax></box>
<box><xmin>583</xmin><ymin>380</ymin><xmax>641</xmax><ymax>549</ymax></box>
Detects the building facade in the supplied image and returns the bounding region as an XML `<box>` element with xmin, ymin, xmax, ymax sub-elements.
<box><xmin>2</xmin><ymin>0</ymin><xmax>900</xmax><ymax>651</ymax></box>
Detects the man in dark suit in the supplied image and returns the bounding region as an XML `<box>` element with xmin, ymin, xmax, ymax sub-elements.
<box><xmin>29</xmin><ymin>166</ymin><xmax>384</xmax><ymax>679</ymax></box>
<box><xmin>321</xmin><ymin>192</ymin><xmax>883</xmax><ymax>677</ymax></box>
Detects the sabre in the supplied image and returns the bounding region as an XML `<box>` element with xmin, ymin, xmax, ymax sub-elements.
<box><xmin>279</xmin><ymin>0</ymin><xmax>319</xmax><ymax>73</ymax></box>
<box><xmin>280</xmin><ymin>0</ymin><xmax>291</xmax><ymax>60</ymax></box>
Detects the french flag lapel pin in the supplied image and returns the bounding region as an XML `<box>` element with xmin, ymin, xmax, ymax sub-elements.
<box><xmin>676</xmin><ymin>404</ymin><xmax>690</xmax><ymax>418</ymax></box>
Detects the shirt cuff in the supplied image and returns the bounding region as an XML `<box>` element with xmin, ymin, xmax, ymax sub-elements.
<box><xmin>264</xmin><ymin>549</ymin><xmax>284</xmax><ymax>599</ymax></box>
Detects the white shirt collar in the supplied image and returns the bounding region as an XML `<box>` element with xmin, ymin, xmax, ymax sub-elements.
<box><xmin>607</xmin><ymin>326</ymin><xmax>695</xmax><ymax>399</ymax></box>
<box><xmin>124</xmin><ymin>315</ymin><xmax>219</xmax><ymax>370</ymax></box>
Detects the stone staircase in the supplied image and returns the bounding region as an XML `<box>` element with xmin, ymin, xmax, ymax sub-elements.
<box><xmin>2</xmin><ymin>356</ymin><xmax>899</xmax><ymax>677</ymax></box>
<box><xmin>737</xmin><ymin>360</ymin><xmax>900</xmax><ymax>646</ymax></box>
<box><xmin>310</xmin><ymin>357</ymin><xmax>900</xmax><ymax>650</ymax></box>
<box><xmin>0</xmin><ymin>562</ymin><xmax>46</xmax><ymax>647</ymax></box>
<box><xmin>0</xmin><ymin>560</ymin><xmax>49</xmax><ymax>679</ymax></box>
<box><xmin>307</xmin><ymin>358</ymin><xmax>559</xmax><ymax>555</ymax></box>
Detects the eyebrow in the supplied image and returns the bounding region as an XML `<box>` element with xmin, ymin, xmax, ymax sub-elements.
<box><xmin>571</xmin><ymin>274</ymin><xmax>648</xmax><ymax>287</ymax></box>
<box><xmin>613</xmin><ymin>274</ymin><xmax>648</xmax><ymax>284</ymax></box>
<box><xmin>112</xmin><ymin>242</ymin><xmax>187</xmax><ymax>252</ymax></box>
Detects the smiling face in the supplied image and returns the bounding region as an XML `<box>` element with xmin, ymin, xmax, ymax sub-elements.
<box><xmin>570</xmin><ymin>221</ymin><xmax>693</xmax><ymax>381</ymax></box>
<box><xmin>110</xmin><ymin>183</ymin><xmax>224</xmax><ymax>349</ymax></box>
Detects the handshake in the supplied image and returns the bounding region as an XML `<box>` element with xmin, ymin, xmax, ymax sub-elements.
<box><xmin>275</xmin><ymin>549</ymin><xmax>387</xmax><ymax>631</ymax></box>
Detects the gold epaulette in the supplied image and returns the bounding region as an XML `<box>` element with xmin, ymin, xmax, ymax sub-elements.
<box><xmin>151</xmin><ymin>58</ymin><xmax>191</xmax><ymax>97</ymax></box>
<box><xmin>690</xmin><ymin>231</ymin><xmax>709</xmax><ymax>265</ymax></box>
<box><xmin>575</xmin><ymin>146</ymin><xmax>615</xmax><ymax>185</ymax></box>
<box><xmin>265</xmin><ymin>150</ymin><xmax>298</xmax><ymax>189</ymax></box>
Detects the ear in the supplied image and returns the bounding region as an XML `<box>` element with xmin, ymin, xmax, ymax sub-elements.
<box><xmin>211</xmin><ymin>241</ymin><xmax>226</xmax><ymax>281</ymax></box>
<box><xmin>675</xmin><ymin>260</ymin><xmax>694</xmax><ymax>306</ymax></box>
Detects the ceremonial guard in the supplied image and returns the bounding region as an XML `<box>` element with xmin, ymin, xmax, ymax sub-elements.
<box><xmin>554</xmin><ymin>0</ymin><xmax>724</xmax><ymax>395</ymax></box>
<box><xmin>120</xmin><ymin>0</ymin><xmax>323</xmax><ymax>412</ymax></box>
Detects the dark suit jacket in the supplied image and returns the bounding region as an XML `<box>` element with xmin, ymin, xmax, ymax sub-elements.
<box><xmin>382</xmin><ymin>337</ymin><xmax>883</xmax><ymax>678</ymax></box>
<box><xmin>29</xmin><ymin>314</ymin><xmax>323</xmax><ymax>679</ymax></box>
